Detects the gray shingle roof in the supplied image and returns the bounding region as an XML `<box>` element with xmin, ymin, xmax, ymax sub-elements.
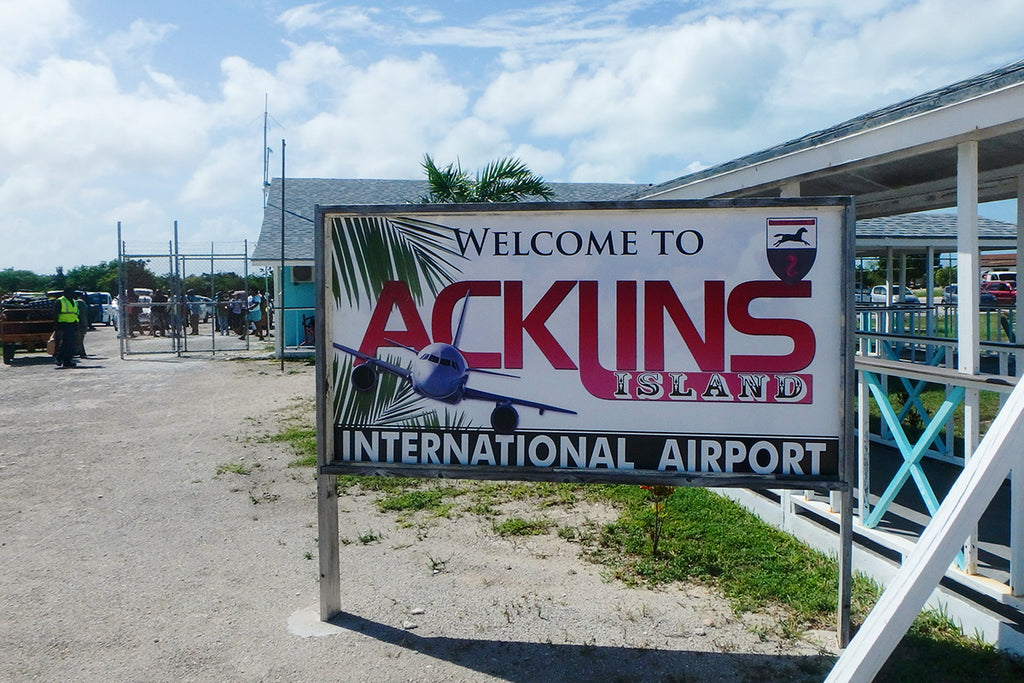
<box><xmin>857</xmin><ymin>213</ymin><xmax>1016</xmax><ymax>241</ymax></box>
<box><xmin>252</xmin><ymin>178</ymin><xmax>648</xmax><ymax>262</ymax></box>
<box><xmin>636</xmin><ymin>58</ymin><xmax>1024</xmax><ymax>199</ymax></box>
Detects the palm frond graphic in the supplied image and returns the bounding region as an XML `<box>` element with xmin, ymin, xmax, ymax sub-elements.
<box><xmin>331</xmin><ymin>214</ymin><xmax>466</xmax><ymax>309</ymax></box>
<box><xmin>332</xmin><ymin>354</ymin><xmax>469</xmax><ymax>428</ymax></box>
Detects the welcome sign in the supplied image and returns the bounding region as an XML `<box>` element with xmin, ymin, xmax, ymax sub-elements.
<box><xmin>315</xmin><ymin>199</ymin><xmax>852</xmax><ymax>487</ymax></box>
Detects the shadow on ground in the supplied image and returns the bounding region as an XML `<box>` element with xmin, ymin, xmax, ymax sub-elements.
<box><xmin>325</xmin><ymin>611</ymin><xmax>835</xmax><ymax>682</ymax></box>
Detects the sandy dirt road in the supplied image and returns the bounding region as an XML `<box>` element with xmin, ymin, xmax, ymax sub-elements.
<box><xmin>0</xmin><ymin>327</ymin><xmax>837</xmax><ymax>682</ymax></box>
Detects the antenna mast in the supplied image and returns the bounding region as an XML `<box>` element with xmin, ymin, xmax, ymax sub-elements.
<box><xmin>262</xmin><ymin>94</ymin><xmax>271</xmax><ymax>207</ymax></box>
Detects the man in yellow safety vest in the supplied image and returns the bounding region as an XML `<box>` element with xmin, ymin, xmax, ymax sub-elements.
<box><xmin>54</xmin><ymin>287</ymin><xmax>79</xmax><ymax>369</ymax></box>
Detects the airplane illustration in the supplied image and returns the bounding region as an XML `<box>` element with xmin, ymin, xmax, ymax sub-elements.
<box><xmin>332</xmin><ymin>300</ymin><xmax>576</xmax><ymax>433</ymax></box>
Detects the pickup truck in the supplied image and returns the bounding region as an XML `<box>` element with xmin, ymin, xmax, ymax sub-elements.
<box><xmin>1</xmin><ymin>294</ymin><xmax>55</xmax><ymax>364</ymax></box>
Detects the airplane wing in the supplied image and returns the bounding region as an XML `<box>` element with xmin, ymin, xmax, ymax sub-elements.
<box><xmin>462</xmin><ymin>386</ymin><xmax>577</xmax><ymax>415</ymax></box>
<box><xmin>332</xmin><ymin>342</ymin><xmax>412</xmax><ymax>380</ymax></box>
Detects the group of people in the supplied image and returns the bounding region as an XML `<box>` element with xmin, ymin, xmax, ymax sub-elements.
<box><xmin>215</xmin><ymin>290</ymin><xmax>269</xmax><ymax>339</ymax></box>
<box><xmin>122</xmin><ymin>288</ymin><xmax>271</xmax><ymax>340</ymax></box>
<box><xmin>53</xmin><ymin>287</ymin><xmax>89</xmax><ymax>369</ymax></box>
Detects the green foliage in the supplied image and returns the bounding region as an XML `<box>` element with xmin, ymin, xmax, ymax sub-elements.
<box><xmin>593</xmin><ymin>488</ymin><xmax>853</xmax><ymax>620</ymax></box>
<box><xmin>65</xmin><ymin>261</ymin><xmax>118</xmax><ymax>294</ymax></box>
<box><xmin>376</xmin><ymin>486</ymin><xmax>462</xmax><ymax>515</ymax></box>
<box><xmin>267</xmin><ymin>427</ymin><xmax>316</xmax><ymax>467</ymax></box>
<box><xmin>215</xmin><ymin>462</ymin><xmax>252</xmax><ymax>475</ymax></box>
<box><xmin>330</xmin><ymin>214</ymin><xmax>464</xmax><ymax>309</ymax></box>
<box><xmin>420</xmin><ymin>154</ymin><xmax>555</xmax><ymax>203</ymax></box>
<box><xmin>492</xmin><ymin>517</ymin><xmax>552</xmax><ymax>537</ymax></box>
<box><xmin>934</xmin><ymin>266</ymin><xmax>957</xmax><ymax>287</ymax></box>
<box><xmin>0</xmin><ymin>268</ymin><xmax>51</xmax><ymax>295</ymax></box>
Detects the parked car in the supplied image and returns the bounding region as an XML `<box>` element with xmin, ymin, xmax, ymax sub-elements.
<box><xmin>192</xmin><ymin>295</ymin><xmax>214</xmax><ymax>322</ymax></box>
<box><xmin>854</xmin><ymin>287</ymin><xmax>872</xmax><ymax>304</ymax></box>
<box><xmin>110</xmin><ymin>290</ymin><xmax>152</xmax><ymax>331</ymax></box>
<box><xmin>941</xmin><ymin>285</ymin><xmax>999</xmax><ymax>307</ymax></box>
<box><xmin>85</xmin><ymin>292</ymin><xmax>112</xmax><ymax>326</ymax></box>
<box><xmin>981</xmin><ymin>281</ymin><xmax>1016</xmax><ymax>305</ymax></box>
<box><xmin>982</xmin><ymin>270</ymin><xmax>1016</xmax><ymax>287</ymax></box>
<box><xmin>870</xmin><ymin>285</ymin><xmax>920</xmax><ymax>304</ymax></box>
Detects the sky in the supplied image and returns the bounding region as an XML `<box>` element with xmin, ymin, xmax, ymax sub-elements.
<box><xmin>2</xmin><ymin>0</ymin><xmax>1024</xmax><ymax>275</ymax></box>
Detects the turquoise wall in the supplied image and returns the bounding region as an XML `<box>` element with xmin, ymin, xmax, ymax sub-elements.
<box><xmin>281</xmin><ymin>267</ymin><xmax>316</xmax><ymax>347</ymax></box>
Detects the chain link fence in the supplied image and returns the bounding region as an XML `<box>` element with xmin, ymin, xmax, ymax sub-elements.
<box><xmin>117</xmin><ymin>233</ymin><xmax>271</xmax><ymax>358</ymax></box>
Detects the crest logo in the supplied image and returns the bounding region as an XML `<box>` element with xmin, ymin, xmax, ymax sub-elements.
<box><xmin>766</xmin><ymin>218</ymin><xmax>816</xmax><ymax>285</ymax></box>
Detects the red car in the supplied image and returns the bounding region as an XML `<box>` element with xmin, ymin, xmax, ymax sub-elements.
<box><xmin>981</xmin><ymin>281</ymin><xmax>1016</xmax><ymax>305</ymax></box>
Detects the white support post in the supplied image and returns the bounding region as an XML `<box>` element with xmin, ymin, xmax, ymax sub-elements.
<box><xmin>1016</xmin><ymin>174</ymin><xmax>1024</xmax><ymax>368</ymax></box>
<box><xmin>926</xmin><ymin>246</ymin><xmax>935</xmax><ymax>337</ymax></box>
<box><xmin>825</xmin><ymin>375</ymin><xmax>1024</xmax><ymax>683</ymax></box>
<box><xmin>957</xmin><ymin>140</ymin><xmax>981</xmax><ymax>574</ymax></box>
<box><xmin>857</xmin><ymin>372</ymin><xmax>871</xmax><ymax>522</ymax></box>
<box><xmin>963</xmin><ymin>388</ymin><xmax>980</xmax><ymax>573</ymax></box>
<box><xmin>1013</xmin><ymin>454</ymin><xmax>1024</xmax><ymax>597</ymax></box>
<box><xmin>958</xmin><ymin>140</ymin><xmax>980</xmax><ymax>374</ymax></box>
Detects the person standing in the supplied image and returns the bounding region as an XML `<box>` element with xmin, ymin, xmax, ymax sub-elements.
<box><xmin>53</xmin><ymin>287</ymin><xmax>79</xmax><ymax>369</ymax></box>
<box><xmin>185</xmin><ymin>289</ymin><xmax>201</xmax><ymax>335</ymax></box>
<box><xmin>247</xmin><ymin>289</ymin><xmax>263</xmax><ymax>339</ymax></box>
<box><xmin>215</xmin><ymin>292</ymin><xmax>229</xmax><ymax>335</ymax></box>
<box><xmin>75</xmin><ymin>290</ymin><xmax>89</xmax><ymax>359</ymax></box>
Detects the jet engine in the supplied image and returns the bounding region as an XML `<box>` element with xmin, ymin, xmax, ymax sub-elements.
<box><xmin>490</xmin><ymin>403</ymin><xmax>519</xmax><ymax>434</ymax></box>
<box><xmin>351</xmin><ymin>363</ymin><xmax>378</xmax><ymax>392</ymax></box>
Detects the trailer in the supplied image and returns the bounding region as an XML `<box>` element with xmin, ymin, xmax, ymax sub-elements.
<box><xmin>1</xmin><ymin>295</ymin><xmax>55</xmax><ymax>364</ymax></box>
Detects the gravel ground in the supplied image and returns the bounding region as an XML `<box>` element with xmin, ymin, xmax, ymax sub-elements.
<box><xmin>0</xmin><ymin>327</ymin><xmax>839</xmax><ymax>682</ymax></box>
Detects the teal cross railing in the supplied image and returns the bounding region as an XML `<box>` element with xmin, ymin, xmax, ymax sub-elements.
<box><xmin>861</xmin><ymin>371</ymin><xmax>964</xmax><ymax>529</ymax></box>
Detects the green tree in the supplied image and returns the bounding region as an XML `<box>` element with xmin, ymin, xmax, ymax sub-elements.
<box><xmin>420</xmin><ymin>154</ymin><xmax>554</xmax><ymax>203</ymax></box>
<box><xmin>0</xmin><ymin>268</ymin><xmax>51</xmax><ymax>296</ymax></box>
<box><xmin>66</xmin><ymin>261</ymin><xmax>119</xmax><ymax>295</ymax></box>
<box><xmin>935</xmin><ymin>266</ymin><xmax>957</xmax><ymax>288</ymax></box>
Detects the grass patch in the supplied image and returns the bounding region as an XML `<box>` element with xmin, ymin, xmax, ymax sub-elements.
<box><xmin>264</xmin><ymin>426</ymin><xmax>316</xmax><ymax>467</ymax></box>
<box><xmin>582</xmin><ymin>486</ymin><xmax>875</xmax><ymax>623</ymax></box>
<box><xmin>376</xmin><ymin>485</ymin><xmax>462</xmax><ymax>516</ymax></box>
<box><xmin>493</xmin><ymin>516</ymin><xmax>552</xmax><ymax>537</ymax></box>
<box><xmin>215</xmin><ymin>462</ymin><xmax>251</xmax><ymax>475</ymax></box>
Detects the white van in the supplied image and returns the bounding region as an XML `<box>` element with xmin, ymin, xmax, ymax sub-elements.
<box><xmin>982</xmin><ymin>270</ymin><xmax>1016</xmax><ymax>286</ymax></box>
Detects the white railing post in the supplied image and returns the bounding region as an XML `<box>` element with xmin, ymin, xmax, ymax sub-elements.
<box><xmin>958</xmin><ymin>140</ymin><xmax>981</xmax><ymax>573</ymax></box>
<box><xmin>858</xmin><ymin>371</ymin><xmax>871</xmax><ymax>522</ymax></box>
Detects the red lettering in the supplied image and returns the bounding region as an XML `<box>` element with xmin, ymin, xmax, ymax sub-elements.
<box><xmin>727</xmin><ymin>281</ymin><xmax>815</xmax><ymax>372</ymax></box>
<box><xmin>577</xmin><ymin>281</ymin><xmax>618</xmax><ymax>397</ymax></box>
<box><xmin>358</xmin><ymin>280</ymin><xmax>430</xmax><ymax>357</ymax></box>
<box><xmin>617</xmin><ymin>281</ymin><xmax>637</xmax><ymax>371</ymax></box>
<box><xmin>504</xmin><ymin>281</ymin><xmax>577</xmax><ymax>370</ymax></box>
<box><xmin>432</xmin><ymin>281</ymin><xmax>502</xmax><ymax>368</ymax></box>
<box><xmin>644</xmin><ymin>281</ymin><xmax>725</xmax><ymax>372</ymax></box>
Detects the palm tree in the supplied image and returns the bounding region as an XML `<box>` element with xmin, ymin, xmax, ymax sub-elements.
<box><xmin>420</xmin><ymin>154</ymin><xmax>554</xmax><ymax>203</ymax></box>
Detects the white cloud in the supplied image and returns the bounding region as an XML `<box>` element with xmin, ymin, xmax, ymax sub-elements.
<box><xmin>100</xmin><ymin>18</ymin><xmax>176</xmax><ymax>63</ymax></box>
<box><xmin>180</xmin><ymin>138</ymin><xmax>259</xmax><ymax>209</ymax></box>
<box><xmin>277</xmin><ymin>3</ymin><xmax>328</xmax><ymax>32</ymax></box>
<box><xmin>290</xmin><ymin>54</ymin><xmax>468</xmax><ymax>178</ymax></box>
<box><xmin>278</xmin><ymin>3</ymin><xmax>380</xmax><ymax>34</ymax></box>
<box><xmin>0</xmin><ymin>0</ymin><xmax>78</xmax><ymax>67</ymax></box>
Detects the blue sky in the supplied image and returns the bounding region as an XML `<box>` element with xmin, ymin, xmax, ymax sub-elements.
<box><xmin>2</xmin><ymin>0</ymin><xmax>1024</xmax><ymax>274</ymax></box>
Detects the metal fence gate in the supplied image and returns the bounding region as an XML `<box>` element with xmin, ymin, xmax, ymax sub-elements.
<box><xmin>117</xmin><ymin>223</ymin><xmax>268</xmax><ymax>358</ymax></box>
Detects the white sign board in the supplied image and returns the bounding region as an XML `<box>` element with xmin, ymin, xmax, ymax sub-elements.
<box><xmin>316</xmin><ymin>199</ymin><xmax>852</xmax><ymax>487</ymax></box>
